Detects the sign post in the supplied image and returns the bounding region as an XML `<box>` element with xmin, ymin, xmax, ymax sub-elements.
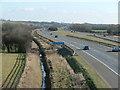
<box><xmin>52</xmin><ymin>42</ymin><xmax>64</xmax><ymax>45</ymax></box>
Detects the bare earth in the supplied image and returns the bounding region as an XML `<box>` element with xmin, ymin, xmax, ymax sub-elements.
<box><xmin>17</xmin><ymin>41</ymin><xmax>42</xmax><ymax>88</ymax></box>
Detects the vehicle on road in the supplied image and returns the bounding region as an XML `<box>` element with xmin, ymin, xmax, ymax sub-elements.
<box><xmin>83</xmin><ymin>45</ymin><xmax>89</xmax><ymax>50</ymax></box>
<box><xmin>112</xmin><ymin>47</ymin><xmax>120</xmax><ymax>52</ymax></box>
<box><xmin>55</xmin><ymin>35</ymin><xmax>58</xmax><ymax>38</ymax></box>
<box><xmin>50</xmin><ymin>33</ymin><xmax>52</xmax><ymax>35</ymax></box>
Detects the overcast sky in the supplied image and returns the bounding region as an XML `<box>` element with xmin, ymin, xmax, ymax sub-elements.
<box><xmin>0</xmin><ymin>0</ymin><xmax>119</xmax><ymax>24</ymax></box>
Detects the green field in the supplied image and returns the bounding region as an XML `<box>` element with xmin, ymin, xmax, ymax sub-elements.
<box><xmin>2</xmin><ymin>53</ymin><xmax>18</xmax><ymax>82</ymax></box>
<box><xmin>1</xmin><ymin>21</ymin><xmax>26</xmax><ymax>24</ymax></box>
<box><xmin>92</xmin><ymin>30</ymin><xmax>107</xmax><ymax>33</ymax></box>
<box><xmin>2</xmin><ymin>53</ymin><xmax>25</xmax><ymax>88</ymax></box>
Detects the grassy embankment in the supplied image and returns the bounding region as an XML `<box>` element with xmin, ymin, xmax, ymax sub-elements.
<box><xmin>53</xmin><ymin>31</ymin><xmax>119</xmax><ymax>47</ymax></box>
<box><xmin>17</xmin><ymin>41</ymin><xmax>42</xmax><ymax>88</ymax></box>
<box><xmin>73</xmin><ymin>56</ymin><xmax>108</xmax><ymax>88</ymax></box>
<box><xmin>2</xmin><ymin>53</ymin><xmax>25</xmax><ymax>88</ymax></box>
<box><xmin>58</xmin><ymin>47</ymin><xmax>108</xmax><ymax>88</ymax></box>
<box><xmin>36</xmin><ymin>30</ymin><xmax>109</xmax><ymax>88</ymax></box>
<box><xmin>34</xmin><ymin>31</ymin><xmax>89</xmax><ymax>88</ymax></box>
<box><xmin>34</xmin><ymin>32</ymin><xmax>73</xmax><ymax>88</ymax></box>
<box><xmin>91</xmin><ymin>30</ymin><xmax>107</xmax><ymax>33</ymax></box>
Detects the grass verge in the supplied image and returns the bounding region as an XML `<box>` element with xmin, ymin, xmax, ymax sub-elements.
<box><xmin>53</xmin><ymin>31</ymin><xmax>119</xmax><ymax>46</ymax></box>
<box><xmin>73</xmin><ymin>56</ymin><xmax>109</xmax><ymax>88</ymax></box>
<box><xmin>36</xmin><ymin>30</ymin><xmax>109</xmax><ymax>88</ymax></box>
<box><xmin>91</xmin><ymin>30</ymin><xmax>107</xmax><ymax>33</ymax></box>
<box><xmin>58</xmin><ymin>46</ymin><xmax>109</xmax><ymax>88</ymax></box>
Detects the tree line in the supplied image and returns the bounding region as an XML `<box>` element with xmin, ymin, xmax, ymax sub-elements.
<box><xmin>68</xmin><ymin>23</ymin><xmax>119</xmax><ymax>35</ymax></box>
<box><xmin>1</xmin><ymin>22</ymin><xmax>36</xmax><ymax>53</ymax></box>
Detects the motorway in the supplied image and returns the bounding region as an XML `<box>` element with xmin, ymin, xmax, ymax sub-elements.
<box><xmin>37</xmin><ymin>29</ymin><xmax>119</xmax><ymax>88</ymax></box>
<box><xmin>63</xmin><ymin>30</ymin><xmax>119</xmax><ymax>43</ymax></box>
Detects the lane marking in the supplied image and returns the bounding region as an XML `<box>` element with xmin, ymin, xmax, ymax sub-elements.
<box><xmin>57</xmin><ymin>38</ymin><xmax>120</xmax><ymax>76</ymax></box>
<box><xmin>82</xmin><ymin>50</ymin><xmax>119</xmax><ymax>76</ymax></box>
<box><xmin>39</xmin><ymin>31</ymin><xmax>120</xmax><ymax>76</ymax></box>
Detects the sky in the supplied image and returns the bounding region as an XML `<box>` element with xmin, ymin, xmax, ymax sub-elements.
<box><xmin>0</xmin><ymin>0</ymin><xmax>119</xmax><ymax>24</ymax></box>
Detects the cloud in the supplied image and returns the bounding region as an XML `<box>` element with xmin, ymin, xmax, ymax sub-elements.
<box><xmin>24</xmin><ymin>8</ymin><xmax>35</xmax><ymax>11</ymax></box>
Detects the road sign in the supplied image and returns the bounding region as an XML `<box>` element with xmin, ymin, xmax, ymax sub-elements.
<box><xmin>52</xmin><ymin>42</ymin><xmax>64</xmax><ymax>45</ymax></box>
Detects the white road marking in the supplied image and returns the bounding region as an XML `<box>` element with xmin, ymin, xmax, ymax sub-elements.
<box><xmin>39</xmin><ymin>31</ymin><xmax>120</xmax><ymax>76</ymax></box>
<box><xmin>82</xmin><ymin>50</ymin><xmax>120</xmax><ymax>76</ymax></box>
<box><xmin>58</xmin><ymin>38</ymin><xmax>120</xmax><ymax>76</ymax></box>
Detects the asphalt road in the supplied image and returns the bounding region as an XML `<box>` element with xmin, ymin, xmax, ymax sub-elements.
<box><xmin>63</xmin><ymin>30</ymin><xmax>119</xmax><ymax>43</ymax></box>
<box><xmin>37</xmin><ymin>29</ymin><xmax>119</xmax><ymax>88</ymax></box>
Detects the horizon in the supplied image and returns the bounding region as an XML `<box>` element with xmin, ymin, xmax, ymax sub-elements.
<box><xmin>1</xmin><ymin>19</ymin><xmax>118</xmax><ymax>25</ymax></box>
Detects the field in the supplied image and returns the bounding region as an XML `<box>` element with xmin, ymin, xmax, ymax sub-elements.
<box><xmin>53</xmin><ymin>31</ymin><xmax>119</xmax><ymax>46</ymax></box>
<box><xmin>1</xmin><ymin>21</ymin><xmax>26</xmax><ymax>24</ymax></box>
<box><xmin>91</xmin><ymin>30</ymin><xmax>107</xmax><ymax>33</ymax></box>
<box><xmin>2</xmin><ymin>53</ymin><xmax>18</xmax><ymax>83</ymax></box>
<box><xmin>2</xmin><ymin>53</ymin><xmax>25</xmax><ymax>88</ymax></box>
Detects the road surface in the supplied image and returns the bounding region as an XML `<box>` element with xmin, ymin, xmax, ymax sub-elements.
<box><xmin>62</xmin><ymin>30</ymin><xmax>119</xmax><ymax>43</ymax></box>
<box><xmin>37</xmin><ymin>29</ymin><xmax>119</xmax><ymax>88</ymax></box>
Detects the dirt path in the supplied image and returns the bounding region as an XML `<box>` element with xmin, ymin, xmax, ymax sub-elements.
<box><xmin>17</xmin><ymin>41</ymin><xmax>42</xmax><ymax>88</ymax></box>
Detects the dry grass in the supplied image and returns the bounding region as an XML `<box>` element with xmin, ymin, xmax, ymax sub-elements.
<box><xmin>110</xmin><ymin>35</ymin><xmax>120</xmax><ymax>39</ymax></box>
<box><xmin>17</xmin><ymin>41</ymin><xmax>42</xmax><ymax>88</ymax></box>
<box><xmin>46</xmin><ymin>53</ymin><xmax>87</xmax><ymax>88</ymax></box>
<box><xmin>46</xmin><ymin>53</ymin><xmax>72</xmax><ymax>88</ymax></box>
<box><xmin>53</xmin><ymin>31</ymin><xmax>119</xmax><ymax>46</ymax></box>
<box><xmin>35</xmin><ymin>32</ymin><xmax>87</xmax><ymax>88</ymax></box>
<box><xmin>38</xmin><ymin>39</ymin><xmax>51</xmax><ymax>49</ymax></box>
<box><xmin>2</xmin><ymin>53</ymin><xmax>18</xmax><ymax>83</ymax></box>
<box><xmin>36</xmin><ymin>30</ymin><xmax>109</xmax><ymax>88</ymax></box>
<box><xmin>36</xmin><ymin>36</ymin><xmax>87</xmax><ymax>88</ymax></box>
<box><xmin>73</xmin><ymin>56</ymin><xmax>109</xmax><ymax>88</ymax></box>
